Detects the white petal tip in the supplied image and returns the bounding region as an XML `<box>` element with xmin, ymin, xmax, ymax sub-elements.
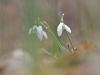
<box><xmin>57</xmin><ymin>29</ymin><xmax>63</xmax><ymax>37</ymax></box>
<box><xmin>69</xmin><ymin>29</ymin><xmax>71</xmax><ymax>33</ymax></box>
<box><xmin>58</xmin><ymin>34</ymin><xmax>61</xmax><ymax>37</ymax></box>
<box><xmin>38</xmin><ymin>35</ymin><xmax>43</xmax><ymax>41</ymax></box>
<box><xmin>43</xmin><ymin>31</ymin><xmax>48</xmax><ymax>39</ymax></box>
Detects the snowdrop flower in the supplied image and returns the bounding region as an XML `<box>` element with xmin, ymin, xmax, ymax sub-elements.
<box><xmin>36</xmin><ymin>26</ymin><xmax>48</xmax><ymax>41</ymax></box>
<box><xmin>57</xmin><ymin>22</ymin><xmax>71</xmax><ymax>36</ymax></box>
<box><xmin>29</xmin><ymin>25</ymin><xmax>48</xmax><ymax>41</ymax></box>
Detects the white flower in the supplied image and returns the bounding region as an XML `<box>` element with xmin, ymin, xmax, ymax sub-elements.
<box><xmin>57</xmin><ymin>22</ymin><xmax>71</xmax><ymax>36</ymax></box>
<box><xmin>29</xmin><ymin>25</ymin><xmax>48</xmax><ymax>41</ymax></box>
<box><xmin>37</xmin><ymin>26</ymin><xmax>48</xmax><ymax>41</ymax></box>
<box><xmin>29</xmin><ymin>25</ymin><xmax>37</xmax><ymax>35</ymax></box>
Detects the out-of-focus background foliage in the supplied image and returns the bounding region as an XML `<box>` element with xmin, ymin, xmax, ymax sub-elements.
<box><xmin>0</xmin><ymin>0</ymin><xmax>100</xmax><ymax>75</ymax></box>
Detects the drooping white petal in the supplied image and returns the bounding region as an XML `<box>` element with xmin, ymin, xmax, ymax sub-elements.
<box><xmin>37</xmin><ymin>26</ymin><xmax>43</xmax><ymax>36</ymax></box>
<box><xmin>37</xmin><ymin>26</ymin><xmax>44</xmax><ymax>41</ymax></box>
<box><xmin>29</xmin><ymin>28</ymin><xmax>33</xmax><ymax>35</ymax></box>
<box><xmin>64</xmin><ymin>24</ymin><xmax>71</xmax><ymax>33</ymax></box>
<box><xmin>58</xmin><ymin>29</ymin><xmax>63</xmax><ymax>36</ymax></box>
<box><xmin>57</xmin><ymin>23</ymin><xmax>63</xmax><ymax>36</ymax></box>
<box><xmin>43</xmin><ymin>31</ymin><xmax>48</xmax><ymax>39</ymax></box>
<box><xmin>57</xmin><ymin>23</ymin><xmax>63</xmax><ymax>33</ymax></box>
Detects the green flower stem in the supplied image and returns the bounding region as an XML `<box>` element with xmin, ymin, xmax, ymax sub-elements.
<box><xmin>40</xmin><ymin>22</ymin><xmax>62</xmax><ymax>48</ymax></box>
<box><xmin>40</xmin><ymin>22</ymin><xmax>70</xmax><ymax>54</ymax></box>
<box><xmin>48</xmin><ymin>29</ymin><xmax>70</xmax><ymax>54</ymax></box>
<box><xmin>66</xmin><ymin>31</ymin><xmax>74</xmax><ymax>53</ymax></box>
<box><xmin>61</xmin><ymin>14</ymin><xmax>64</xmax><ymax>22</ymax></box>
<box><xmin>41</xmin><ymin>49</ymin><xmax>58</xmax><ymax>59</ymax></box>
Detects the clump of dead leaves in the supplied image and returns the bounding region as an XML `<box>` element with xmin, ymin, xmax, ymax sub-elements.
<box><xmin>54</xmin><ymin>40</ymin><xmax>100</xmax><ymax>75</ymax></box>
